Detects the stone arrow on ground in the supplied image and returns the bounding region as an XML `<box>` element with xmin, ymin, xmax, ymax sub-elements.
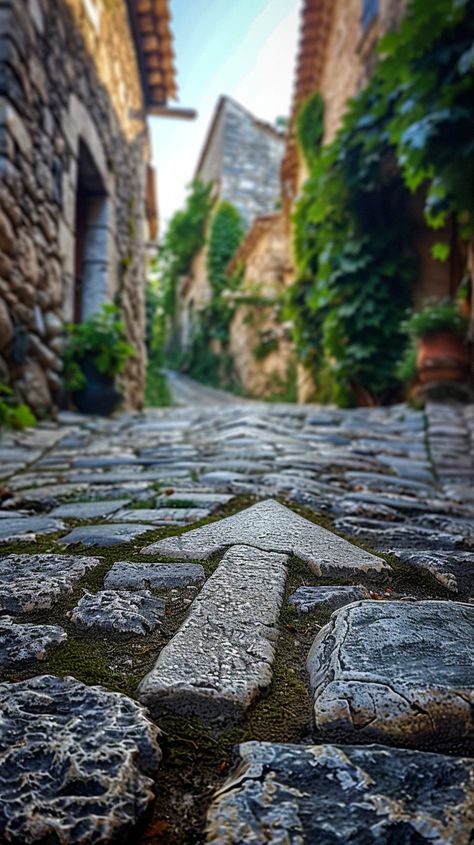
<box><xmin>141</xmin><ymin>499</ymin><xmax>389</xmax><ymax>576</ymax></box>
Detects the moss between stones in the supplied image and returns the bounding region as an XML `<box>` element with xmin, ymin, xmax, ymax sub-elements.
<box><xmin>0</xmin><ymin>491</ymin><xmax>463</xmax><ymax>844</ymax></box>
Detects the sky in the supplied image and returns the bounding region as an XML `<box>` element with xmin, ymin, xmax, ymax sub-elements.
<box><xmin>149</xmin><ymin>0</ymin><xmax>301</xmax><ymax>232</ymax></box>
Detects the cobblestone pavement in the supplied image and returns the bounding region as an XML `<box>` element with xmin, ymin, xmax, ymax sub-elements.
<box><xmin>0</xmin><ymin>379</ymin><xmax>473</xmax><ymax>844</ymax></box>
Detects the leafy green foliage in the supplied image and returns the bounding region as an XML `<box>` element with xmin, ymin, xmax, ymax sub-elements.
<box><xmin>295</xmin><ymin>92</ymin><xmax>325</xmax><ymax>170</ymax></box>
<box><xmin>206</xmin><ymin>202</ymin><xmax>245</xmax><ymax>294</ymax></box>
<box><xmin>144</xmin><ymin>277</ymin><xmax>172</xmax><ymax>406</ymax></box>
<box><xmin>63</xmin><ymin>304</ymin><xmax>134</xmax><ymax>391</ymax></box>
<box><xmin>377</xmin><ymin>0</ymin><xmax>474</xmax><ymax>233</ymax></box>
<box><xmin>159</xmin><ymin>181</ymin><xmax>213</xmax><ymax>319</ymax></box>
<box><xmin>288</xmin><ymin>0</ymin><xmax>473</xmax><ymax>406</ymax></box>
<box><xmin>402</xmin><ymin>298</ymin><xmax>469</xmax><ymax>339</ymax></box>
<box><xmin>0</xmin><ymin>385</ymin><xmax>36</xmax><ymax>429</ymax></box>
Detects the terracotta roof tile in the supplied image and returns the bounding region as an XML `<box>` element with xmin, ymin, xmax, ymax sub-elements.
<box><xmin>126</xmin><ymin>0</ymin><xmax>177</xmax><ymax>109</ymax></box>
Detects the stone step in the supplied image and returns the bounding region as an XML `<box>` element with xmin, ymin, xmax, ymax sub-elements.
<box><xmin>307</xmin><ymin>599</ymin><xmax>474</xmax><ymax>753</ymax></box>
<box><xmin>141</xmin><ymin>499</ymin><xmax>389</xmax><ymax>577</ymax></box>
<box><xmin>206</xmin><ymin>741</ymin><xmax>474</xmax><ymax>844</ymax></box>
<box><xmin>138</xmin><ymin>544</ymin><xmax>288</xmax><ymax>727</ymax></box>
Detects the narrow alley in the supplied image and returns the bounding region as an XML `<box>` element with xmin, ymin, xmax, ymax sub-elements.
<box><xmin>0</xmin><ymin>375</ymin><xmax>473</xmax><ymax>843</ymax></box>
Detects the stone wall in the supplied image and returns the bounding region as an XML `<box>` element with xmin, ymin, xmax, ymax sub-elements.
<box><xmin>228</xmin><ymin>213</ymin><xmax>295</xmax><ymax>398</ymax></box>
<box><xmin>0</xmin><ymin>0</ymin><xmax>149</xmax><ymax>414</ymax></box>
<box><xmin>197</xmin><ymin>98</ymin><xmax>285</xmax><ymax>231</ymax></box>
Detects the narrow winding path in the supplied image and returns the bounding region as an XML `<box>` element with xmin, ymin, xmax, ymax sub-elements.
<box><xmin>0</xmin><ymin>379</ymin><xmax>473</xmax><ymax>844</ymax></box>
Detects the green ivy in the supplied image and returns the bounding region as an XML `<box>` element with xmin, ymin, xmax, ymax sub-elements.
<box><xmin>63</xmin><ymin>304</ymin><xmax>134</xmax><ymax>391</ymax></box>
<box><xmin>0</xmin><ymin>385</ymin><xmax>35</xmax><ymax>430</ymax></box>
<box><xmin>206</xmin><ymin>201</ymin><xmax>245</xmax><ymax>293</ymax></box>
<box><xmin>288</xmin><ymin>0</ymin><xmax>473</xmax><ymax>406</ymax></box>
<box><xmin>159</xmin><ymin>180</ymin><xmax>213</xmax><ymax>320</ymax></box>
<box><xmin>295</xmin><ymin>92</ymin><xmax>325</xmax><ymax>170</ymax></box>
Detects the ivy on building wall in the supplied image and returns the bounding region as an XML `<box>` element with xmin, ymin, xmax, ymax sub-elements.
<box><xmin>206</xmin><ymin>201</ymin><xmax>245</xmax><ymax>293</ymax></box>
<box><xmin>184</xmin><ymin>203</ymin><xmax>245</xmax><ymax>387</ymax></box>
<box><xmin>288</xmin><ymin>0</ymin><xmax>473</xmax><ymax>406</ymax></box>
<box><xmin>295</xmin><ymin>92</ymin><xmax>324</xmax><ymax>170</ymax></box>
<box><xmin>159</xmin><ymin>180</ymin><xmax>213</xmax><ymax>320</ymax></box>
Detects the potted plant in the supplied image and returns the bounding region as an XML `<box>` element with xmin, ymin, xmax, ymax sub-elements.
<box><xmin>63</xmin><ymin>304</ymin><xmax>134</xmax><ymax>416</ymax></box>
<box><xmin>399</xmin><ymin>299</ymin><xmax>470</xmax><ymax>386</ymax></box>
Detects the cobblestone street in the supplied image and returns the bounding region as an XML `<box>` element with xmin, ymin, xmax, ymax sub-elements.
<box><xmin>0</xmin><ymin>376</ymin><xmax>473</xmax><ymax>843</ymax></box>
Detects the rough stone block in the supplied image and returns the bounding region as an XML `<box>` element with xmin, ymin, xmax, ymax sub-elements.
<box><xmin>206</xmin><ymin>742</ymin><xmax>474</xmax><ymax>844</ymax></box>
<box><xmin>138</xmin><ymin>545</ymin><xmax>288</xmax><ymax>727</ymax></box>
<box><xmin>59</xmin><ymin>523</ymin><xmax>154</xmax><ymax>548</ymax></box>
<box><xmin>71</xmin><ymin>589</ymin><xmax>165</xmax><ymax>634</ymax></box>
<box><xmin>289</xmin><ymin>585</ymin><xmax>369</xmax><ymax>614</ymax></box>
<box><xmin>307</xmin><ymin>600</ymin><xmax>474</xmax><ymax>753</ymax></box>
<box><xmin>104</xmin><ymin>561</ymin><xmax>205</xmax><ymax>590</ymax></box>
<box><xmin>0</xmin><ymin>675</ymin><xmax>161</xmax><ymax>844</ymax></box>
<box><xmin>0</xmin><ymin>553</ymin><xmax>101</xmax><ymax>613</ymax></box>
<box><xmin>0</xmin><ymin>616</ymin><xmax>66</xmax><ymax>666</ymax></box>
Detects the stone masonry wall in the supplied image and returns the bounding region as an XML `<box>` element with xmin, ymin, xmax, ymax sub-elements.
<box><xmin>229</xmin><ymin>213</ymin><xmax>295</xmax><ymax>398</ymax></box>
<box><xmin>220</xmin><ymin>100</ymin><xmax>285</xmax><ymax>230</ymax></box>
<box><xmin>0</xmin><ymin>0</ymin><xmax>149</xmax><ymax>413</ymax></box>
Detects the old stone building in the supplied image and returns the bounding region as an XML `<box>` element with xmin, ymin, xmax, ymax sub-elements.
<box><xmin>195</xmin><ymin>96</ymin><xmax>285</xmax><ymax>230</ymax></box>
<box><xmin>0</xmin><ymin>0</ymin><xmax>176</xmax><ymax>413</ymax></box>
<box><xmin>177</xmin><ymin>96</ymin><xmax>285</xmax><ymax>353</ymax></box>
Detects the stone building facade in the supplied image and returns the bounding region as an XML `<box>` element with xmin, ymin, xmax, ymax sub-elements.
<box><xmin>0</xmin><ymin>0</ymin><xmax>175</xmax><ymax>413</ymax></box>
<box><xmin>196</xmin><ymin>96</ymin><xmax>285</xmax><ymax>230</ymax></box>
<box><xmin>177</xmin><ymin>96</ymin><xmax>285</xmax><ymax>353</ymax></box>
<box><xmin>276</xmin><ymin>0</ymin><xmax>463</xmax><ymax>402</ymax></box>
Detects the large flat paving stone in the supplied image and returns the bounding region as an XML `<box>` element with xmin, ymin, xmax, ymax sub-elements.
<box><xmin>206</xmin><ymin>741</ymin><xmax>474</xmax><ymax>844</ymax></box>
<box><xmin>307</xmin><ymin>600</ymin><xmax>474</xmax><ymax>753</ymax></box>
<box><xmin>142</xmin><ymin>499</ymin><xmax>388</xmax><ymax>576</ymax></box>
<box><xmin>112</xmin><ymin>507</ymin><xmax>210</xmax><ymax>525</ymax></box>
<box><xmin>155</xmin><ymin>492</ymin><xmax>233</xmax><ymax>510</ymax></box>
<box><xmin>0</xmin><ymin>675</ymin><xmax>162</xmax><ymax>844</ymax></box>
<box><xmin>391</xmin><ymin>548</ymin><xmax>474</xmax><ymax>593</ymax></box>
<box><xmin>289</xmin><ymin>585</ymin><xmax>369</xmax><ymax>614</ymax></box>
<box><xmin>0</xmin><ymin>554</ymin><xmax>102</xmax><ymax>613</ymax></box>
<box><xmin>71</xmin><ymin>590</ymin><xmax>165</xmax><ymax>634</ymax></box>
<box><xmin>104</xmin><ymin>561</ymin><xmax>205</xmax><ymax>589</ymax></box>
<box><xmin>138</xmin><ymin>544</ymin><xmax>287</xmax><ymax>727</ymax></box>
<box><xmin>49</xmin><ymin>499</ymin><xmax>130</xmax><ymax>520</ymax></box>
<box><xmin>59</xmin><ymin>523</ymin><xmax>154</xmax><ymax>547</ymax></box>
<box><xmin>0</xmin><ymin>617</ymin><xmax>66</xmax><ymax>667</ymax></box>
<box><xmin>0</xmin><ymin>516</ymin><xmax>65</xmax><ymax>542</ymax></box>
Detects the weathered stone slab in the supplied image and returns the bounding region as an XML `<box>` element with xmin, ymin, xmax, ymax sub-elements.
<box><xmin>0</xmin><ymin>675</ymin><xmax>161</xmax><ymax>844</ymax></box>
<box><xmin>155</xmin><ymin>492</ymin><xmax>233</xmax><ymax>510</ymax></box>
<box><xmin>335</xmin><ymin>516</ymin><xmax>468</xmax><ymax>550</ymax></box>
<box><xmin>307</xmin><ymin>600</ymin><xmax>474</xmax><ymax>752</ymax></box>
<box><xmin>0</xmin><ymin>617</ymin><xmax>66</xmax><ymax>666</ymax></box>
<box><xmin>390</xmin><ymin>549</ymin><xmax>474</xmax><ymax>594</ymax></box>
<box><xmin>71</xmin><ymin>590</ymin><xmax>165</xmax><ymax>634</ymax></box>
<box><xmin>59</xmin><ymin>523</ymin><xmax>154</xmax><ymax>547</ymax></box>
<box><xmin>142</xmin><ymin>499</ymin><xmax>388</xmax><ymax>576</ymax></box>
<box><xmin>289</xmin><ymin>585</ymin><xmax>369</xmax><ymax>614</ymax></box>
<box><xmin>0</xmin><ymin>516</ymin><xmax>65</xmax><ymax>541</ymax></box>
<box><xmin>206</xmin><ymin>741</ymin><xmax>474</xmax><ymax>844</ymax></box>
<box><xmin>50</xmin><ymin>499</ymin><xmax>130</xmax><ymax>519</ymax></box>
<box><xmin>104</xmin><ymin>561</ymin><xmax>205</xmax><ymax>590</ymax></box>
<box><xmin>138</xmin><ymin>545</ymin><xmax>287</xmax><ymax>727</ymax></box>
<box><xmin>112</xmin><ymin>507</ymin><xmax>210</xmax><ymax>524</ymax></box>
<box><xmin>0</xmin><ymin>554</ymin><xmax>102</xmax><ymax>613</ymax></box>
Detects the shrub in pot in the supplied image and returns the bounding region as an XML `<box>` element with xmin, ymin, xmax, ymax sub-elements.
<box><xmin>63</xmin><ymin>304</ymin><xmax>134</xmax><ymax>415</ymax></box>
<box><xmin>399</xmin><ymin>299</ymin><xmax>470</xmax><ymax>386</ymax></box>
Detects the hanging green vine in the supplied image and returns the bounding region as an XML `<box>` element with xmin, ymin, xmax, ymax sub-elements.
<box><xmin>159</xmin><ymin>180</ymin><xmax>213</xmax><ymax>319</ymax></box>
<box><xmin>295</xmin><ymin>92</ymin><xmax>325</xmax><ymax>170</ymax></box>
<box><xmin>288</xmin><ymin>0</ymin><xmax>473</xmax><ymax>406</ymax></box>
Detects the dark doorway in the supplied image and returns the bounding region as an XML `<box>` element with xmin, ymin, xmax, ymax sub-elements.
<box><xmin>74</xmin><ymin>141</ymin><xmax>109</xmax><ymax>322</ymax></box>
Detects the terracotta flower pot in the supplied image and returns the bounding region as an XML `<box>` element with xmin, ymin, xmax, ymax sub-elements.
<box><xmin>416</xmin><ymin>332</ymin><xmax>470</xmax><ymax>384</ymax></box>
